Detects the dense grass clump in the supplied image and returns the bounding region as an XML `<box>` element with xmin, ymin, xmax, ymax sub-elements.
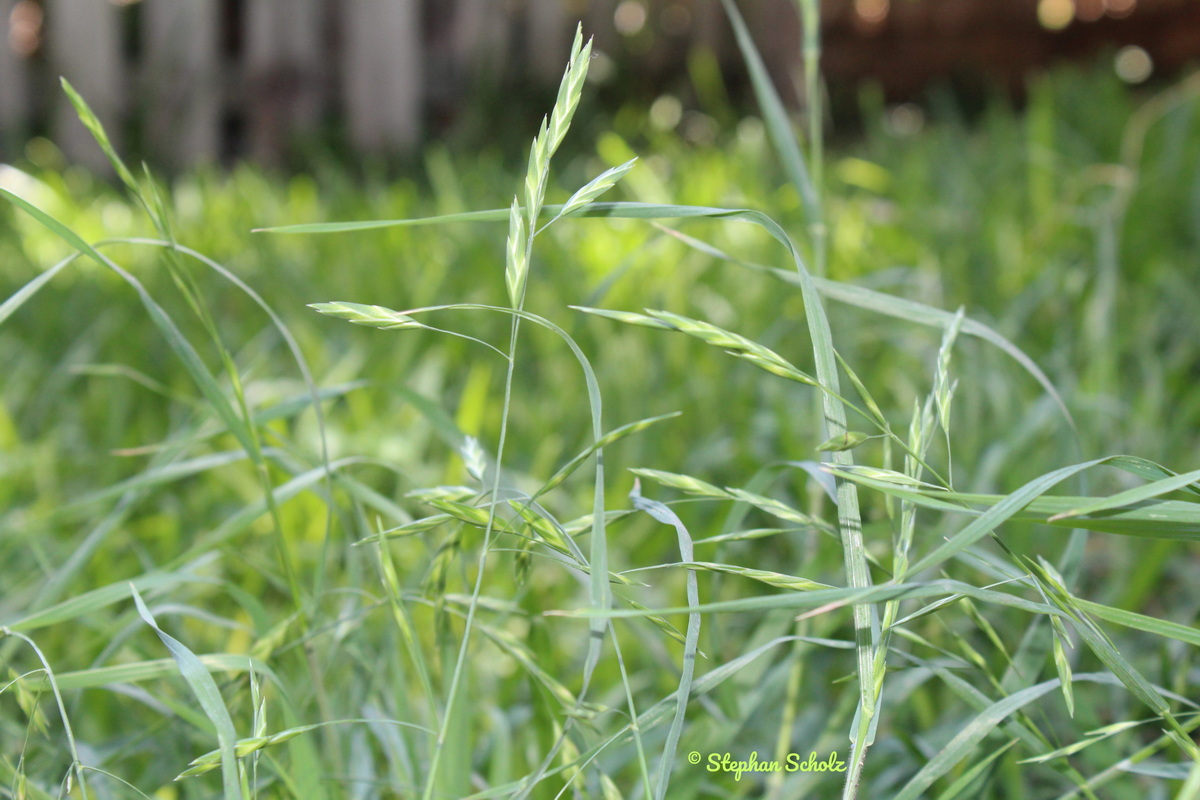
<box><xmin>2</xmin><ymin>15</ymin><xmax>1200</xmax><ymax>799</ymax></box>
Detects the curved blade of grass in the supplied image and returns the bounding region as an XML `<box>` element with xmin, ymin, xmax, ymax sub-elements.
<box><xmin>627</xmin><ymin>482</ymin><xmax>700</xmax><ymax>800</ymax></box>
<box><xmin>0</xmin><ymin>630</ymin><xmax>92</xmax><ymax>800</ymax></box>
<box><xmin>130</xmin><ymin>585</ymin><xmax>240</xmax><ymax>800</ymax></box>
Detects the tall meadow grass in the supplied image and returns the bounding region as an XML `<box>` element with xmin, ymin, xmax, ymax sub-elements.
<box><xmin>2</xmin><ymin>6</ymin><xmax>1200</xmax><ymax>798</ymax></box>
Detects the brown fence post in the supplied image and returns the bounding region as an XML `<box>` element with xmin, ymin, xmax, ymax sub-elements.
<box><xmin>45</xmin><ymin>0</ymin><xmax>123</xmax><ymax>173</ymax></box>
<box><xmin>342</xmin><ymin>0</ymin><xmax>423</xmax><ymax>155</ymax></box>
<box><xmin>142</xmin><ymin>0</ymin><xmax>221</xmax><ymax>170</ymax></box>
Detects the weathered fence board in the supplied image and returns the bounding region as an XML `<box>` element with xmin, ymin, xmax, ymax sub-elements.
<box><xmin>528</xmin><ymin>0</ymin><xmax>569</xmax><ymax>83</ymax></box>
<box><xmin>143</xmin><ymin>0</ymin><xmax>220</xmax><ymax>169</ymax></box>
<box><xmin>0</xmin><ymin>0</ymin><xmax>1197</xmax><ymax>171</ymax></box>
<box><xmin>46</xmin><ymin>0</ymin><xmax>123</xmax><ymax>172</ymax></box>
<box><xmin>342</xmin><ymin>0</ymin><xmax>423</xmax><ymax>153</ymax></box>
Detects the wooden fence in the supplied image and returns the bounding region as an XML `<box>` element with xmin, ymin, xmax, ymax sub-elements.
<box><xmin>0</xmin><ymin>0</ymin><xmax>585</xmax><ymax>171</ymax></box>
<box><xmin>0</xmin><ymin>0</ymin><xmax>1195</xmax><ymax>173</ymax></box>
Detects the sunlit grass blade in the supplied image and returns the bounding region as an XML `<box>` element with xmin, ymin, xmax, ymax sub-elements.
<box><xmin>628</xmin><ymin>468</ymin><xmax>726</xmax><ymax>498</ymax></box>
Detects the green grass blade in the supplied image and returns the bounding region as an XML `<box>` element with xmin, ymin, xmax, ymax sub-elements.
<box><xmin>627</xmin><ymin>483</ymin><xmax>700</xmax><ymax>800</ymax></box>
<box><xmin>826</xmin><ymin>466</ymin><xmax>1200</xmax><ymax>540</ymax></box>
<box><xmin>0</xmin><ymin>254</ymin><xmax>75</xmax><ymax>327</ymax></box>
<box><xmin>893</xmin><ymin>678</ymin><xmax>1063</xmax><ymax>800</ymax></box>
<box><xmin>933</xmin><ymin>740</ymin><xmax>1018</xmax><ymax>800</ymax></box>
<box><xmin>1047</xmin><ymin>467</ymin><xmax>1200</xmax><ymax>521</ymax></box>
<box><xmin>535</xmin><ymin>411</ymin><xmax>681</xmax><ymax>498</ymax></box>
<box><xmin>51</xmin><ymin>654</ymin><xmax>275</xmax><ymax>691</ymax></box>
<box><xmin>130</xmin><ymin>585</ymin><xmax>241</xmax><ymax>800</ymax></box>
<box><xmin>717</xmin><ymin>0</ymin><xmax>819</xmax><ymax>226</ymax></box>
<box><xmin>550</xmin><ymin>578</ymin><xmax>1058</xmax><ymax>621</ymax></box>
<box><xmin>1075</xmin><ymin>599</ymin><xmax>1200</xmax><ymax>647</ymax></box>
<box><xmin>254</xmin><ymin>208</ymin><xmax>508</xmax><ymax>235</ymax></box>
<box><xmin>2</xmin><ymin>571</ymin><xmax>198</xmax><ymax>633</ymax></box>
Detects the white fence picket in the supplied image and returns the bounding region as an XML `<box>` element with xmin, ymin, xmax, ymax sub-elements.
<box><xmin>245</xmin><ymin>0</ymin><xmax>326</xmax><ymax>165</ymax></box>
<box><xmin>343</xmin><ymin>0</ymin><xmax>423</xmax><ymax>153</ymax></box>
<box><xmin>142</xmin><ymin>0</ymin><xmax>221</xmax><ymax>168</ymax></box>
<box><xmin>46</xmin><ymin>0</ymin><xmax>123</xmax><ymax>172</ymax></box>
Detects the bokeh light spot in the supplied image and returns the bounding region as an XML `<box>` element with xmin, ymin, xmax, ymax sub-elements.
<box><xmin>650</xmin><ymin>95</ymin><xmax>683</xmax><ymax>131</ymax></box>
<box><xmin>1114</xmin><ymin>45</ymin><xmax>1152</xmax><ymax>84</ymax></box>
<box><xmin>1038</xmin><ymin>0</ymin><xmax>1075</xmax><ymax>30</ymax></box>
<box><xmin>614</xmin><ymin>1</ymin><xmax>647</xmax><ymax>36</ymax></box>
<box><xmin>855</xmin><ymin>0</ymin><xmax>891</xmax><ymax>26</ymax></box>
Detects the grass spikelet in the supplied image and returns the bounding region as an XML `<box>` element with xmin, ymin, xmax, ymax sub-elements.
<box><xmin>308</xmin><ymin>301</ymin><xmax>425</xmax><ymax>330</ymax></box>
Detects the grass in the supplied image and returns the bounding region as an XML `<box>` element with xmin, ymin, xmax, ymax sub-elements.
<box><xmin>2</xmin><ymin>9</ymin><xmax>1200</xmax><ymax>797</ymax></box>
